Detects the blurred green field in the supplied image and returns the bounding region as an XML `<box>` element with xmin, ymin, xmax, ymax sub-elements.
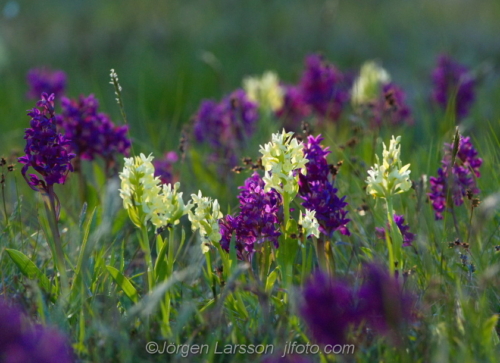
<box><xmin>1</xmin><ymin>0</ymin><xmax>500</xmax><ymax>151</ymax></box>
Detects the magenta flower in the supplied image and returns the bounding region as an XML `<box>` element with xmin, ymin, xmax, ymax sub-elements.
<box><xmin>219</xmin><ymin>172</ymin><xmax>282</xmax><ymax>259</ymax></box>
<box><xmin>428</xmin><ymin>136</ymin><xmax>482</xmax><ymax>220</ymax></box>
<box><xmin>0</xmin><ymin>298</ymin><xmax>75</xmax><ymax>363</ymax></box>
<box><xmin>154</xmin><ymin>151</ymin><xmax>179</xmax><ymax>185</ymax></box>
<box><xmin>431</xmin><ymin>55</ymin><xmax>476</xmax><ymax>119</ymax></box>
<box><xmin>26</xmin><ymin>68</ymin><xmax>66</xmax><ymax>101</ymax></box>
<box><xmin>275</xmin><ymin>85</ymin><xmax>311</xmax><ymax>131</ymax></box>
<box><xmin>56</xmin><ymin>94</ymin><xmax>131</xmax><ymax>173</ymax></box>
<box><xmin>299</xmin><ymin>134</ymin><xmax>350</xmax><ymax>237</ymax></box>
<box><xmin>299</xmin><ymin>54</ymin><xmax>350</xmax><ymax>122</ymax></box>
<box><xmin>18</xmin><ymin>93</ymin><xmax>75</xmax><ymax>192</ymax></box>
<box><xmin>193</xmin><ymin>89</ymin><xmax>259</xmax><ymax>166</ymax></box>
<box><xmin>368</xmin><ymin>83</ymin><xmax>413</xmax><ymax>128</ymax></box>
<box><xmin>301</xmin><ymin>264</ymin><xmax>414</xmax><ymax>346</ymax></box>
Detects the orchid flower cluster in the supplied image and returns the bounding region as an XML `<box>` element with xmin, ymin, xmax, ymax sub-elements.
<box><xmin>351</xmin><ymin>61</ymin><xmax>413</xmax><ymax>128</ymax></box>
<box><xmin>366</xmin><ymin>135</ymin><xmax>412</xmax><ymax>199</ymax></box>
<box><xmin>301</xmin><ymin>264</ymin><xmax>414</xmax><ymax>346</ymax></box>
<box><xmin>26</xmin><ymin>68</ymin><xmax>67</xmax><ymax>101</ymax></box>
<box><xmin>243</xmin><ymin>71</ymin><xmax>284</xmax><ymax>113</ymax></box>
<box><xmin>259</xmin><ymin>129</ymin><xmax>308</xmax><ymax>198</ymax></box>
<box><xmin>119</xmin><ymin>153</ymin><xmax>191</xmax><ymax>229</ymax></box>
<box><xmin>188</xmin><ymin>191</ymin><xmax>223</xmax><ymax>253</ymax></box>
<box><xmin>431</xmin><ymin>54</ymin><xmax>476</xmax><ymax>119</ymax></box>
<box><xmin>428</xmin><ymin>135</ymin><xmax>482</xmax><ymax>220</ymax></box>
<box><xmin>193</xmin><ymin>89</ymin><xmax>259</xmax><ymax>166</ymax></box>
<box><xmin>56</xmin><ymin>94</ymin><xmax>131</xmax><ymax>173</ymax></box>
<box><xmin>18</xmin><ymin>93</ymin><xmax>75</xmax><ymax>193</ymax></box>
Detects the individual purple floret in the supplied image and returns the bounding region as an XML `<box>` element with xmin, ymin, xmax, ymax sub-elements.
<box><xmin>193</xmin><ymin>89</ymin><xmax>259</xmax><ymax>166</ymax></box>
<box><xmin>369</xmin><ymin>83</ymin><xmax>413</xmax><ymax>128</ymax></box>
<box><xmin>299</xmin><ymin>54</ymin><xmax>350</xmax><ymax>122</ymax></box>
<box><xmin>154</xmin><ymin>151</ymin><xmax>179</xmax><ymax>185</ymax></box>
<box><xmin>298</xmin><ymin>134</ymin><xmax>350</xmax><ymax>237</ymax></box>
<box><xmin>219</xmin><ymin>172</ymin><xmax>282</xmax><ymax>259</ymax></box>
<box><xmin>275</xmin><ymin>85</ymin><xmax>311</xmax><ymax>131</ymax></box>
<box><xmin>375</xmin><ymin>214</ymin><xmax>415</xmax><ymax>247</ymax></box>
<box><xmin>300</xmin><ymin>264</ymin><xmax>414</xmax><ymax>346</ymax></box>
<box><xmin>0</xmin><ymin>298</ymin><xmax>75</xmax><ymax>363</ymax></box>
<box><xmin>18</xmin><ymin>93</ymin><xmax>75</xmax><ymax>192</ymax></box>
<box><xmin>431</xmin><ymin>55</ymin><xmax>476</xmax><ymax>119</ymax></box>
<box><xmin>56</xmin><ymin>94</ymin><xmax>130</xmax><ymax>172</ymax></box>
<box><xmin>428</xmin><ymin>136</ymin><xmax>482</xmax><ymax>220</ymax></box>
<box><xmin>26</xmin><ymin>68</ymin><xmax>67</xmax><ymax>101</ymax></box>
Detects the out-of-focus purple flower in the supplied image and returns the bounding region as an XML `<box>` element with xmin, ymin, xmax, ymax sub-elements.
<box><xmin>219</xmin><ymin>172</ymin><xmax>281</xmax><ymax>259</ymax></box>
<box><xmin>301</xmin><ymin>264</ymin><xmax>414</xmax><ymax>346</ymax></box>
<box><xmin>300</xmin><ymin>271</ymin><xmax>357</xmax><ymax>346</ymax></box>
<box><xmin>431</xmin><ymin>55</ymin><xmax>476</xmax><ymax>119</ymax></box>
<box><xmin>375</xmin><ymin>214</ymin><xmax>415</xmax><ymax>247</ymax></box>
<box><xmin>193</xmin><ymin>89</ymin><xmax>259</xmax><ymax>166</ymax></box>
<box><xmin>275</xmin><ymin>85</ymin><xmax>311</xmax><ymax>131</ymax></box>
<box><xmin>298</xmin><ymin>134</ymin><xmax>350</xmax><ymax>237</ymax></box>
<box><xmin>369</xmin><ymin>83</ymin><xmax>413</xmax><ymax>128</ymax></box>
<box><xmin>0</xmin><ymin>298</ymin><xmax>75</xmax><ymax>363</ymax></box>
<box><xmin>26</xmin><ymin>68</ymin><xmax>66</xmax><ymax>101</ymax></box>
<box><xmin>356</xmin><ymin>264</ymin><xmax>414</xmax><ymax>336</ymax></box>
<box><xmin>428</xmin><ymin>136</ymin><xmax>482</xmax><ymax>220</ymax></box>
<box><xmin>56</xmin><ymin>94</ymin><xmax>130</xmax><ymax>171</ymax></box>
<box><xmin>299</xmin><ymin>54</ymin><xmax>350</xmax><ymax>122</ymax></box>
<box><xmin>18</xmin><ymin>93</ymin><xmax>75</xmax><ymax>192</ymax></box>
<box><xmin>154</xmin><ymin>151</ymin><xmax>179</xmax><ymax>185</ymax></box>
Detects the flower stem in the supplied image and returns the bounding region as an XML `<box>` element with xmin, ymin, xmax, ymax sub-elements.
<box><xmin>46</xmin><ymin>186</ymin><xmax>69</xmax><ymax>295</ymax></box>
<box><xmin>386</xmin><ymin>197</ymin><xmax>403</xmax><ymax>274</ymax></box>
<box><xmin>140</xmin><ymin>225</ymin><xmax>154</xmax><ymax>292</ymax></box>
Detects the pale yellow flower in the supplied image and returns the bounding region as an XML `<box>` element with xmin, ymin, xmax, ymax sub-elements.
<box><xmin>188</xmin><ymin>191</ymin><xmax>223</xmax><ymax>253</ymax></box>
<box><xmin>119</xmin><ymin>153</ymin><xmax>162</xmax><ymax>227</ymax></box>
<box><xmin>243</xmin><ymin>71</ymin><xmax>284</xmax><ymax>112</ymax></box>
<box><xmin>366</xmin><ymin>136</ymin><xmax>411</xmax><ymax>199</ymax></box>
<box><xmin>299</xmin><ymin>209</ymin><xmax>320</xmax><ymax>239</ymax></box>
<box><xmin>259</xmin><ymin>130</ymin><xmax>308</xmax><ymax>197</ymax></box>
<box><xmin>351</xmin><ymin>61</ymin><xmax>390</xmax><ymax>106</ymax></box>
<box><xmin>150</xmin><ymin>182</ymin><xmax>193</xmax><ymax>228</ymax></box>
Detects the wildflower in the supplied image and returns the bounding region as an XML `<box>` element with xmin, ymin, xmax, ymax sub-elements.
<box><xmin>375</xmin><ymin>214</ymin><xmax>415</xmax><ymax>246</ymax></box>
<box><xmin>300</xmin><ymin>271</ymin><xmax>357</xmax><ymax>346</ymax></box>
<box><xmin>119</xmin><ymin>153</ymin><xmax>162</xmax><ymax>228</ymax></box>
<box><xmin>219</xmin><ymin>172</ymin><xmax>281</xmax><ymax>258</ymax></box>
<box><xmin>299</xmin><ymin>209</ymin><xmax>320</xmax><ymax>238</ymax></box>
<box><xmin>243</xmin><ymin>71</ymin><xmax>284</xmax><ymax>112</ymax></box>
<box><xmin>351</xmin><ymin>61</ymin><xmax>391</xmax><ymax>106</ymax></box>
<box><xmin>154</xmin><ymin>151</ymin><xmax>178</xmax><ymax>185</ymax></box>
<box><xmin>428</xmin><ymin>136</ymin><xmax>482</xmax><ymax>220</ymax></box>
<box><xmin>431</xmin><ymin>54</ymin><xmax>476</xmax><ymax>119</ymax></box>
<box><xmin>300</xmin><ymin>264</ymin><xmax>414</xmax><ymax>346</ymax></box>
<box><xmin>299</xmin><ymin>54</ymin><xmax>350</xmax><ymax>122</ymax></box>
<box><xmin>26</xmin><ymin>68</ymin><xmax>66</xmax><ymax>100</ymax></box>
<box><xmin>0</xmin><ymin>298</ymin><xmax>75</xmax><ymax>363</ymax></box>
<box><xmin>275</xmin><ymin>85</ymin><xmax>311</xmax><ymax>131</ymax></box>
<box><xmin>299</xmin><ymin>134</ymin><xmax>350</xmax><ymax>237</ymax></box>
<box><xmin>366</xmin><ymin>135</ymin><xmax>411</xmax><ymax>199</ymax></box>
<box><xmin>259</xmin><ymin>130</ymin><xmax>308</xmax><ymax>197</ymax></box>
<box><xmin>18</xmin><ymin>93</ymin><xmax>75</xmax><ymax>192</ymax></box>
<box><xmin>56</xmin><ymin>94</ymin><xmax>131</xmax><ymax>169</ymax></box>
<box><xmin>189</xmin><ymin>191</ymin><xmax>223</xmax><ymax>253</ymax></box>
<box><xmin>369</xmin><ymin>83</ymin><xmax>413</xmax><ymax>128</ymax></box>
<box><xmin>150</xmin><ymin>182</ymin><xmax>192</xmax><ymax>228</ymax></box>
<box><xmin>193</xmin><ymin>89</ymin><xmax>259</xmax><ymax>166</ymax></box>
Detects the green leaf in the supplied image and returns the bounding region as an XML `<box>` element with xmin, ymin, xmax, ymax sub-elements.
<box><xmin>105</xmin><ymin>265</ymin><xmax>140</xmax><ymax>303</ymax></box>
<box><xmin>6</xmin><ymin>249</ymin><xmax>55</xmax><ymax>299</ymax></box>
<box><xmin>265</xmin><ymin>268</ymin><xmax>279</xmax><ymax>293</ymax></box>
<box><xmin>482</xmin><ymin>314</ymin><xmax>499</xmax><ymax>344</ymax></box>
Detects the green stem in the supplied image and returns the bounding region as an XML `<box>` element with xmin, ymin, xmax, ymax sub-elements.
<box><xmin>46</xmin><ymin>186</ymin><xmax>69</xmax><ymax>296</ymax></box>
<box><xmin>140</xmin><ymin>225</ymin><xmax>154</xmax><ymax>292</ymax></box>
<box><xmin>386</xmin><ymin>197</ymin><xmax>403</xmax><ymax>274</ymax></box>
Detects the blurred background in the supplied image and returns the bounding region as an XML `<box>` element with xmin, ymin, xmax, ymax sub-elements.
<box><xmin>1</xmin><ymin>0</ymin><xmax>499</xmax><ymax>155</ymax></box>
